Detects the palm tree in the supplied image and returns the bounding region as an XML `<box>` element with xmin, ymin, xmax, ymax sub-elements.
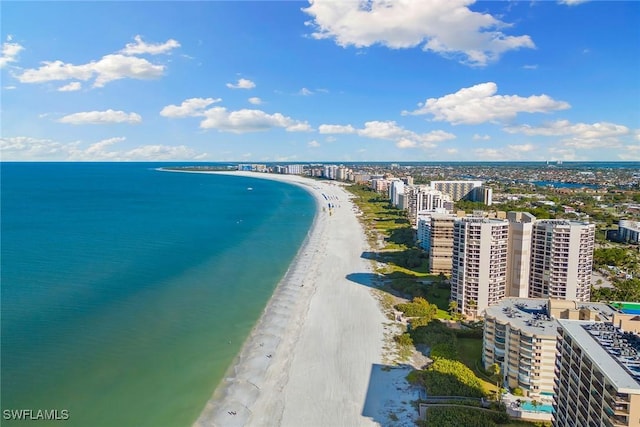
<box><xmin>488</xmin><ymin>363</ymin><xmax>501</xmax><ymax>400</ymax></box>
<box><xmin>467</xmin><ymin>299</ymin><xmax>477</xmax><ymax>319</ymax></box>
<box><xmin>448</xmin><ymin>300</ymin><xmax>458</xmax><ymax>315</ymax></box>
<box><xmin>531</xmin><ymin>399</ymin><xmax>540</xmax><ymax>412</ymax></box>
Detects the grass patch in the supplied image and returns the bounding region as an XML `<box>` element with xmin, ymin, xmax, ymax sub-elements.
<box><xmin>458</xmin><ymin>338</ymin><xmax>497</xmax><ymax>395</ymax></box>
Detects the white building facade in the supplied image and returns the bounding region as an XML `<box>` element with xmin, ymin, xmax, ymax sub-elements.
<box><xmin>451</xmin><ymin>217</ymin><xmax>510</xmax><ymax>317</ymax></box>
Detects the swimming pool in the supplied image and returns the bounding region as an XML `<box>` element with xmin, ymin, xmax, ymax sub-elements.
<box><xmin>521</xmin><ymin>401</ymin><xmax>554</xmax><ymax>413</ymax></box>
<box><xmin>610</xmin><ymin>301</ymin><xmax>640</xmax><ymax>315</ymax></box>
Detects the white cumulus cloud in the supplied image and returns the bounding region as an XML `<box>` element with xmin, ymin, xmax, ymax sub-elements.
<box><xmin>120</xmin><ymin>35</ymin><xmax>181</xmax><ymax>55</ymax></box>
<box><xmin>504</xmin><ymin>120</ymin><xmax>629</xmax><ymax>139</ymax></box>
<box><xmin>160</xmin><ymin>97</ymin><xmax>221</xmax><ymax>118</ymax></box>
<box><xmin>318</xmin><ymin>124</ymin><xmax>357</xmax><ymax>134</ymax></box>
<box><xmin>303</xmin><ymin>0</ymin><xmax>535</xmax><ymax>67</ymax></box>
<box><xmin>58</xmin><ymin>109</ymin><xmax>142</xmax><ymax>125</ymax></box>
<box><xmin>405</xmin><ymin>82</ymin><xmax>570</xmax><ymax>124</ymax></box>
<box><xmin>0</xmin><ymin>136</ymin><xmax>206</xmax><ymax>161</ymax></box>
<box><xmin>472</xmin><ymin>134</ymin><xmax>491</xmax><ymax>141</ymax></box>
<box><xmin>248</xmin><ymin>97</ymin><xmax>263</xmax><ymax>105</ymax></box>
<box><xmin>308</xmin><ymin>140</ymin><xmax>320</xmax><ymax>148</ymax></box>
<box><xmin>320</xmin><ymin>120</ymin><xmax>454</xmax><ymax>148</ymax></box>
<box><xmin>226</xmin><ymin>78</ymin><xmax>256</xmax><ymax>89</ymax></box>
<box><xmin>18</xmin><ymin>54</ymin><xmax>166</xmax><ymax>88</ymax></box>
<box><xmin>299</xmin><ymin>87</ymin><xmax>313</xmax><ymax>96</ymax></box>
<box><xmin>200</xmin><ymin>107</ymin><xmax>310</xmax><ymax>133</ymax></box>
<box><xmin>158</xmin><ymin>97</ymin><xmax>309</xmax><ymax>133</ymax></box>
<box><xmin>0</xmin><ymin>37</ymin><xmax>24</xmax><ymax>68</ymax></box>
<box><xmin>58</xmin><ymin>82</ymin><xmax>82</xmax><ymax>92</ymax></box>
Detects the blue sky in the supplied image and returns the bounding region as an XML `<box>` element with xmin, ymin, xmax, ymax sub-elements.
<box><xmin>1</xmin><ymin>0</ymin><xmax>639</xmax><ymax>162</ymax></box>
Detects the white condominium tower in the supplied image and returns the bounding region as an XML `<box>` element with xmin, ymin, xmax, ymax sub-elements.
<box><xmin>405</xmin><ymin>185</ymin><xmax>450</xmax><ymax>224</ymax></box>
<box><xmin>430</xmin><ymin>180</ymin><xmax>483</xmax><ymax>202</ymax></box>
<box><xmin>529</xmin><ymin>220</ymin><xmax>595</xmax><ymax>302</ymax></box>
<box><xmin>451</xmin><ymin>217</ymin><xmax>509</xmax><ymax>317</ymax></box>
<box><xmin>389</xmin><ymin>179</ymin><xmax>405</xmax><ymax>208</ymax></box>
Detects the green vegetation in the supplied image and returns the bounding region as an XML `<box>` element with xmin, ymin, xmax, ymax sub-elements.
<box><xmin>409</xmin><ymin>358</ymin><xmax>485</xmax><ymax>397</ymax></box>
<box><xmin>408</xmin><ymin>321</ymin><xmax>496</xmax><ymax>398</ymax></box>
<box><xmin>592</xmin><ymin>278</ymin><xmax>640</xmax><ymax>302</ymax></box>
<box><xmin>512</xmin><ymin>387</ymin><xmax>524</xmax><ymax>397</ymax></box>
<box><xmin>396</xmin><ymin>297</ymin><xmax>438</xmax><ymax>319</ymax></box>
<box><xmin>395</xmin><ymin>333</ymin><xmax>414</xmax><ymax>347</ymax></box>
<box><xmin>346</xmin><ymin>184</ymin><xmax>453</xmax><ymax>317</ymax></box>
<box><xmin>418</xmin><ymin>406</ymin><xmax>510</xmax><ymax>427</ymax></box>
<box><xmin>454</xmin><ymin>199</ymin><xmax>486</xmax><ymax>213</ymax></box>
<box><xmin>594</xmin><ymin>247</ymin><xmax>638</xmax><ymax>270</ymax></box>
<box><xmin>590</xmin><ymin>245</ymin><xmax>640</xmax><ymax>303</ymax></box>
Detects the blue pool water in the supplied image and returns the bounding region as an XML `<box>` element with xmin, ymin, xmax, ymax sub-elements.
<box><xmin>521</xmin><ymin>401</ymin><xmax>554</xmax><ymax>413</ymax></box>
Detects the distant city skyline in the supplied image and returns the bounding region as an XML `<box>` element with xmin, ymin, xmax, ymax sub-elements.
<box><xmin>1</xmin><ymin>1</ymin><xmax>639</xmax><ymax>162</ymax></box>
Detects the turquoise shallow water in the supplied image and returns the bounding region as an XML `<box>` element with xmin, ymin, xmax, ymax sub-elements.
<box><xmin>0</xmin><ymin>163</ymin><xmax>315</xmax><ymax>426</ymax></box>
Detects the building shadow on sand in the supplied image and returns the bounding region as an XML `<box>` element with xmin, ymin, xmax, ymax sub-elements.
<box><xmin>361</xmin><ymin>363</ymin><xmax>421</xmax><ymax>425</ymax></box>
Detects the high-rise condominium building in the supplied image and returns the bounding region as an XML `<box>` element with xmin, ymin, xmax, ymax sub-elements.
<box><xmin>507</xmin><ymin>211</ymin><xmax>536</xmax><ymax>298</ymax></box>
<box><xmin>529</xmin><ymin>220</ymin><xmax>595</xmax><ymax>302</ymax></box>
<box><xmin>451</xmin><ymin>217</ymin><xmax>509</xmax><ymax>317</ymax></box>
<box><xmin>428</xmin><ymin>213</ymin><xmax>457</xmax><ymax>276</ymax></box>
<box><xmin>389</xmin><ymin>179</ymin><xmax>405</xmax><ymax>208</ymax></box>
<box><xmin>417</xmin><ymin>209</ymin><xmax>452</xmax><ymax>252</ymax></box>
<box><xmin>554</xmin><ymin>320</ymin><xmax>640</xmax><ymax>427</ymax></box>
<box><xmin>430</xmin><ymin>180</ymin><xmax>483</xmax><ymax>202</ymax></box>
<box><xmin>406</xmin><ymin>185</ymin><xmax>450</xmax><ymax>224</ymax></box>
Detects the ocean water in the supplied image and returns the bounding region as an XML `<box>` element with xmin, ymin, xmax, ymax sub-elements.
<box><xmin>0</xmin><ymin>163</ymin><xmax>315</xmax><ymax>427</ymax></box>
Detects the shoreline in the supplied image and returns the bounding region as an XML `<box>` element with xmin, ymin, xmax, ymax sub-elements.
<box><xmin>162</xmin><ymin>170</ymin><xmax>418</xmax><ymax>427</ymax></box>
<box><xmin>192</xmin><ymin>171</ymin><xmax>329</xmax><ymax>426</ymax></box>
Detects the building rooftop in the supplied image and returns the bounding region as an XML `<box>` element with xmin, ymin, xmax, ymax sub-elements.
<box><xmin>484</xmin><ymin>298</ymin><xmax>616</xmax><ymax>338</ymax></box>
<box><xmin>557</xmin><ymin>319</ymin><xmax>640</xmax><ymax>393</ymax></box>
<box><xmin>485</xmin><ymin>298</ymin><xmax>560</xmax><ymax>338</ymax></box>
<box><xmin>534</xmin><ymin>218</ymin><xmax>593</xmax><ymax>227</ymax></box>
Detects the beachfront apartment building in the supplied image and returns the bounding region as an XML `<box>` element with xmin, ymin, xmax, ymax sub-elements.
<box><xmin>529</xmin><ymin>220</ymin><xmax>595</xmax><ymax>302</ymax></box>
<box><xmin>238</xmin><ymin>164</ymin><xmax>268</xmax><ymax>172</ymax></box>
<box><xmin>554</xmin><ymin>320</ymin><xmax>640</xmax><ymax>427</ymax></box>
<box><xmin>371</xmin><ymin>178</ymin><xmax>390</xmax><ymax>193</ymax></box>
<box><xmin>405</xmin><ymin>185</ymin><xmax>451</xmax><ymax>224</ymax></box>
<box><xmin>483</xmin><ymin>298</ymin><xmax>616</xmax><ymax>398</ymax></box>
<box><xmin>450</xmin><ymin>217</ymin><xmax>510</xmax><ymax>317</ymax></box>
<box><xmin>430</xmin><ymin>180</ymin><xmax>483</xmax><ymax>202</ymax></box>
<box><xmin>416</xmin><ymin>209</ymin><xmax>453</xmax><ymax>252</ymax></box>
<box><xmin>507</xmin><ymin>212</ymin><xmax>536</xmax><ymax>298</ymax></box>
<box><xmin>428</xmin><ymin>213</ymin><xmax>458</xmax><ymax>275</ymax></box>
<box><xmin>274</xmin><ymin>164</ymin><xmax>304</xmax><ymax>175</ymax></box>
<box><xmin>389</xmin><ymin>179</ymin><xmax>405</xmax><ymax>208</ymax></box>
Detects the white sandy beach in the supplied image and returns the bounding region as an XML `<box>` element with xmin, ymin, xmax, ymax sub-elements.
<box><xmin>190</xmin><ymin>171</ymin><xmax>419</xmax><ymax>427</ymax></box>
